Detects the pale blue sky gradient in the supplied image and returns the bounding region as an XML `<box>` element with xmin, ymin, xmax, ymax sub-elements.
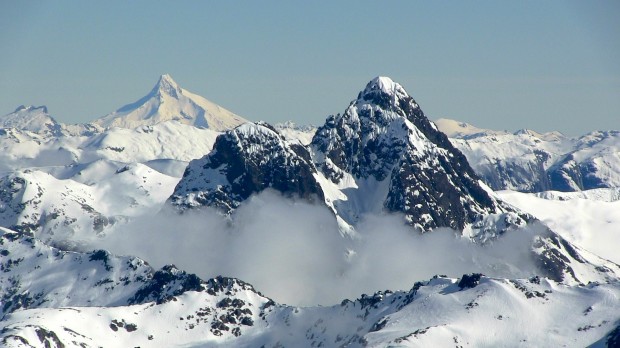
<box><xmin>1</xmin><ymin>1</ymin><xmax>618</xmax><ymax>135</ymax></box>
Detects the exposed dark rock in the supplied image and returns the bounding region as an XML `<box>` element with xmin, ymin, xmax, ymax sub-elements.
<box><xmin>312</xmin><ymin>77</ymin><xmax>509</xmax><ymax>231</ymax></box>
<box><xmin>128</xmin><ymin>265</ymin><xmax>203</xmax><ymax>304</ymax></box>
<box><xmin>606</xmin><ymin>324</ymin><xmax>620</xmax><ymax>348</ymax></box>
<box><xmin>89</xmin><ymin>249</ymin><xmax>113</xmax><ymax>271</ymax></box>
<box><xmin>170</xmin><ymin>122</ymin><xmax>324</xmax><ymax>214</ymax></box>
<box><xmin>458</xmin><ymin>273</ymin><xmax>483</xmax><ymax>290</ymax></box>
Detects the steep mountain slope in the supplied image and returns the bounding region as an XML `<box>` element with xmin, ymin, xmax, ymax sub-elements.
<box><xmin>498</xmin><ymin>188</ymin><xmax>620</xmax><ymax>264</ymax></box>
<box><xmin>170</xmin><ymin>77</ymin><xmax>523</xmax><ymax>234</ymax></box>
<box><xmin>550</xmin><ymin>130</ymin><xmax>620</xmax><ymax>191</ymax></box>
<box><xmin>436</xmin><ymin>119</ymin><xmax>620</xmax><ymax>192</ymax></box>
<box><xmin>93</xmin><ymin>74</ymin><xmax>247</xmax><ymax>131</ymax></box>
<box><xmin>311</xmin><ymin>77</ymin><xmax>519</xmax><ymax>232</ymax></box>
<box><xmin>170</xmin><ymin>122</ymin><xmax>324</xmax><ymax>213</ymax></box>
<box><xmin>164</xmin><ymin>77</ymin><xmax>620</xmax><ymax>289</ymax></box>
<box><xmin>2</xmin><ymin>76</ymin><xmax>620</xmax><ymax>347</ymax></box>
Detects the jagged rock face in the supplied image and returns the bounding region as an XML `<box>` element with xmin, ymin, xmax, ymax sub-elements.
<box><xmin>384</xmin><ymin>147</ymin><xmax>498</xmax><ymax>230</ymax></box>
<box><xmin>485</xmin><ymin>149</ymin><xmax>553</xmax><ymax>193</ymax></box>
<box><xmin>170</xmin><ymin>122</ymin><xmax>324</xmax><ymax>213</ymax></box>
<box><xmin>312</xmin><ymin>77</ymin><xmax>503</xmax><ymax>230</ymax></box>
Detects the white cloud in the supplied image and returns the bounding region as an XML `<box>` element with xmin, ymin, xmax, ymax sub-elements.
<box><xmin>91</xmin><ymin>190</ymin><xmax>543</xmax><ymax>306</ymax></box>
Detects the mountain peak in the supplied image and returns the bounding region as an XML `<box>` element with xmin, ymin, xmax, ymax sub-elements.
<box><xmin>311</xmin><ymin>76</ymin><xmax>510</xmax><ymax>231</ymax></box>
<box><xmin>365</xmin><ymin>76</ymin><xmax>398</xmax><ymax>94</ymax></box>
<box><xmin>153</xmin><ymin>73</ymin><xmax>182</xmax><ymax>99</ymax></box>
<box><xmin>170</xmin><ymin>121</ymin><xmax>324</xmax><ymax>213</ymax></box>
<box><xmin>93</xmin><ymin>75</ymin><xmax>247</xmax><ymax>131</ymax></box>
<box><xmin>1</xmin><ymin>104</ymin><xmax>59</xmax><ymax>135</ymax></box>
<box><xmin>359</xmin><ymin>76</ymin><xmax>409</xmax><ymax>105</ymax></box>
<box><xmin>13</xmin><ymin>105</ymin><xmax>48</xmax><ymax>114</ymax></box>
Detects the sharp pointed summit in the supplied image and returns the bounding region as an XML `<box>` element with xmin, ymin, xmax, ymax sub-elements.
<box><xmin>152</xmin><ymin>73</ymin><xmax>182</xmax><ymax>99</ymax></box>
<box><xmin>310</xmin><ymin>76</ymin><xmax>516</xmax><ymax>232</ymax></box>
<box><xmin>93</xmin><ymin>75</ymin><xmax>247</xmax><ymax>131</ymax></box>
<box><xmin>359</xmin><ymin>76</ymin><xmax>409</xmax><ymax>102</ymax></box>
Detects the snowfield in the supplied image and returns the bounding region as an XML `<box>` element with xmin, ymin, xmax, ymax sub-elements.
<box><xmin>499</xmin><ymin>188</ymin><xmax>620</xmax><ymax>265</ymax></box>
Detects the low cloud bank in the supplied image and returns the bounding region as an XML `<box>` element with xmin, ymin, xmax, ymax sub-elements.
<box><xmin>94</xmin><ymin>190</ymin><xmax>542</xmax><ymax>306</ymax></box>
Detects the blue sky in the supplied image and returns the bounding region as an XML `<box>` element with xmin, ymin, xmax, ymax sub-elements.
<box><xmin>1</xmin><ymin>1</ymin><xmax>618</xmax><ymax>135</ymax></box>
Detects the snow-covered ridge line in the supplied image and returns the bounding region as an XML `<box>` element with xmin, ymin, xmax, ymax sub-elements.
<box><xmin>1</xmin><ymin>268</ymin><xmax>619</xmax><ymax>347</ymax></box>
<box><xmin>435</xmin><ymin>118</ymin><xmax>620</xmax><ymax>192</ymax></box>
<box><xmin>1</xmin><ymin>74</ymin><xmax>247</xmax><ymax>135</ymax></box>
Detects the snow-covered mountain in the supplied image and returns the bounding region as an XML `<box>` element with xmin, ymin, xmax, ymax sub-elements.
<box><xmin>0</xmin><ymin>105</ymin><xmax>62</xmax><ymax>136</ymax></box>
<box><xmin>93</xmin><ymin>74</ymin><xmax>247</xmax><ymax>131</ymax></box>
<box><xmin>171</xmin><ymin>77</ymin><xmax>523</xmax><ymax>235</ymax></box>
<box><xmin>435</xmin><ymin>118</ymin><xmax>620</xmax><ymax>192</ymax></box>
<box><xmin>170</xmin><ymin>121</ymin><xmax>325</xmax><ymax>214</ymax></box>
<box><xmin>274</xmin><ymin>121</ymin><xmax>317</xmax><ymax>145</ymax></box>
<box><xmin>167</xmin><ymin>77</ymin><xmax>620</xmax><ymax>289</ymax></box>
<box><xmin>0</xmin><ymin>121</ymin><xmax>219</xmax><ymax>175</ymax></box>
<box><xmin>1</xmin><ymin>76</ymin><xmax>620</xmax><ymax>347</ymax></box>
<box><xmin>498</xmin><ymin>188</ymin><xmax>620</xmax><ymax>265</ymax></box>
<box><xmin>1</xmin><ymin>229</ymin><xmax>619</xmax><ymax>347</ymax></box>
<box><xmin>0</xmin><ymin>162</ymin><xmax>180</xmax><ymax>244</ymax></box>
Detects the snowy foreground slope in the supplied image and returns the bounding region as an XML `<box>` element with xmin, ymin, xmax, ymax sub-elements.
<box><xmin>498</xmin><ymin>188</ymin><xmax>620</xmax><ymax>265</ymax></box>
<box><xmin>0</xmin><ymin>76</ymin><xmax>619</xmax><ymax>347</ymax></box>
<box><xmin>1</xmin><ymin>227</ymin><xmax>619</xmax><ymax>348</ymax></box>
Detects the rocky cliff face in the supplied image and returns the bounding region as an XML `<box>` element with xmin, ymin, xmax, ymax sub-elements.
<box><xmin>311</xmin><ymin>77</ymin><xmax>513</xmax><ymax>231</ymax></box>
<box><xmin>170</xmin><ymin>77</ymin><xmax>526</xmax><ymax>233</ymax></box>
<box><xmin>170</xmin><ymin>122</ymin><xmax>324</xmax><ymax>213</ymax></box>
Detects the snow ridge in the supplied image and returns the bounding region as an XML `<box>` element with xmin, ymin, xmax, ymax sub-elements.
<box><xmin>437</xmin><ymin>119</ymin><xmax>620</xmax><ymax>192</ymax></box>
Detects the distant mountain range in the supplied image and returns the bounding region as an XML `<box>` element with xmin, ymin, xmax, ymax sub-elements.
<box><xmin>0</xmin><ymin>76</ymin><xmax>619</xmax><ymax>347</ymax></box>
<box><xmin>435</xmin><ymin>118</ymin><xmax>620</xmax><ymax>193</ymax></box>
